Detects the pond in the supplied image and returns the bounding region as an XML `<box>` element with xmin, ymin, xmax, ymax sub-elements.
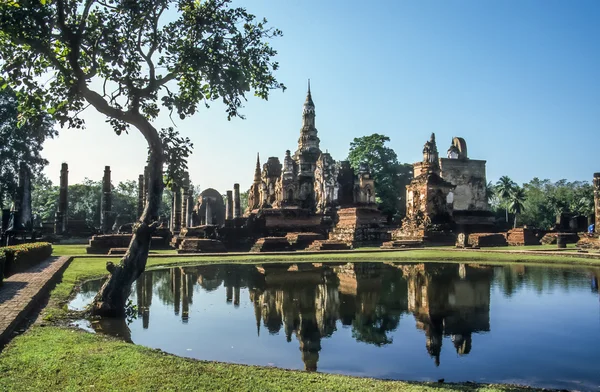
<box><xmin>71</xmin><ymin>262</ymin><xmax>600</xmax><ymax>390</ymax></box>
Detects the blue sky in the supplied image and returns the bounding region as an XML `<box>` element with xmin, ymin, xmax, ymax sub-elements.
<box><xmin>42</xmin><ymin>0</ymin><xmax>600</xmax><ymax>193</ymax></box>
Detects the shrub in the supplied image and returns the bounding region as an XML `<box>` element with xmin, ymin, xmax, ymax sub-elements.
<box><xmin>0</xmin><ymin>242</ymin><xmax>53</xmax><ymax>277</ymax></box>
<box><xmin>0</xmin><ymin>251</ymin><xmax>5</xmax><ymax>285</ymax></box>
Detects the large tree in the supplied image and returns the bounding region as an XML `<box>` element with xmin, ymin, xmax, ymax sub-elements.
<box><xmin>0</xmin><ymin>0</ymin><xmax>283</xmax><ymax>316</ymax></box>
<box><xmin>347</xmin><ymin>134</ymin><xmax>412</xmax><ymax>222</ymax></box>
<box><xmin>0</xmin><ymin>88</ymin><xmax>56</xmax><ymax>209</ymax></box>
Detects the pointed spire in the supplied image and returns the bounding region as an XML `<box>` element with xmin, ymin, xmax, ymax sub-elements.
<box><xmin>304</xmin><ymin>79</ymin><xmax>314</xmax><ymax>108</ymax></box>
<box><xmin>253</xmin><ymin>153</ymin><xmax>261</xmax><ymax>183</ymax></box>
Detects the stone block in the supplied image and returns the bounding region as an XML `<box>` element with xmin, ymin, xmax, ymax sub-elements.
<box><xmin>467</xmin><ymin>233</ymin><xmax>507</xmax><ymax>248</ymax></box>
<box><xmin>506</xmin><ymin>228</ymin><xmax>540</xmax><ymax>246</ymax></box>
<box><xmin>86</xmin><ymin>234</ymin><xmax>170</xmax><ymax>254</ymax></box>
<box><xmin>250</xmin><ymin>237</ymin><xmax>291</xmax><ymax>252</ymax></box>
<box><xmin>380</xmin><ymin>240</ymin><xmax>424</xmax><ymax>249</ymax></box>
<box><xmin>305</xmin><ymin>240</ymin><xmax>352</xmax><ymax>251</ymax></box>
<box><xmin>177</xmin><ymin>238</ymin><xmax>226</xmax><ymax>253</ymax></box>
<box><xmin>329</xmin><ymin>207</ymin><xmax>387</xmax><ymax>246</ymax></box>
<box><xmin>285</xmin><ymin>232</ymin><xmax>324</xmax><ymax>250</ymax></box>
<box><xmin>541</xmin><ymin>232</ymin><xmax>579</xmax><ymax>245</ymax></box>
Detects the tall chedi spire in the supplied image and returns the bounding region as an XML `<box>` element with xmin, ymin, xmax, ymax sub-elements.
<box><xmin>295</xmin><ymin>79</ymin><xmax>321</xmax><ymax>159</ymax></box>
<box><xmin>253</xmin><ymin>153</ymin><xmax>261</xmax><ymax>183</ymax></box>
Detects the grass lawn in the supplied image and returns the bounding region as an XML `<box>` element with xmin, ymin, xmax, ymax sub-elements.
<box><xmin>51</xmin><ymin>244</ymin><xmax>178</xmax><ymax>256</ymax></box>
<box><xmin>0</xmin><ymin>326</ymin><xmax>544</xmax><ymax>392</ymax></box>
<box><xmin>4</xmin><ymin>247</ymin><xmax>596</xmax><ymax>391</ymax></box>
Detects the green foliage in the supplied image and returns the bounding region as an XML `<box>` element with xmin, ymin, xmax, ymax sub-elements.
<box><xmin>347</xmin><ymin>134</ymin><xmax>413</xmax><ymax>221</ymax></box>
<box><xmin>160</xmin><ymin>127</ymin><xmax>193</xmax><ymax>189</ymax></box>
<box><xmin>520</xmin><ymin>178</ymin><xmax>594</xmax><ymax>229</ymax></box>
<box><xmin>494</xmin><ymin>176</ymin><xmax>516</xmax><ymax>223</ymax></box>
<box><xmin>0</xmin><ymin>242</ymin><xmax>52</xmax><ymax>276</ymax></box>
<box><xmin>30</xmin><ymin>173</ymin><xmax>59</xmax><ymax>222</ymax></box>
<box><xmin>0</xmin><ymin>251</ymin><xmax>5</xmax><ymax>284</ymax></box>
<box><xmin>0</xmin><ymin>88</ymin><xmax>56</xmax><ymax>209</ymax></box>
<box><xmin>0</xmin><ymin>0</ymin><xmax>284</xmax><ymax>134</ymax></box>
<box><xmin>508</xmin><ymin>186</ymin><xmax>526</xmax><ymax>228</ymax></box>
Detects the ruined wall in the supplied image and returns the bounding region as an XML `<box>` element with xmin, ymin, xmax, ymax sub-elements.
<box><xmin>438</xmin><ymin>158</ymin><xmax>488</xmax><ymax>212</ymax></box>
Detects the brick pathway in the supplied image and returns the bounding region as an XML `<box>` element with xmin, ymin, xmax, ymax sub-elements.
<box><xmin>0</xmin><ymin>256</ymin><xmax>71</xmax><ymax>345</ymax></box>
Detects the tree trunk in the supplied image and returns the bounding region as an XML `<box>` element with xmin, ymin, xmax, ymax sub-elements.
<box><xmin>91</xmin><ymin>117</ymin><xmax>163</xmax><ymax>317</ymax></box>
<box><xmin>505</xmin><ymin>207</ymin><xmax>508</xmax><ymax>223</ymax></box>
<box><xmin>513</xmin><ymin>214</ymin><xmax>517</xmax><ymax>229</ymax></box>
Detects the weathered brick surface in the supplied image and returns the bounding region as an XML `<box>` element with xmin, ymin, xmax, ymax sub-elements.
<box><xmin>0</xmin><ymin>256</ymin><xmax>70</xmax><ymax>344</ymax></box>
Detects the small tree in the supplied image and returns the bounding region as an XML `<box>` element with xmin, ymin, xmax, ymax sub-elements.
<box><xmin>495</xmin><ymin>176</ymin><xmax>516</xmax><ymax>223</ymax></box>
<box><xmin>0</xmin><ymin>0</ymin><xmax>284</xmax><ymax>316</ymax></box>
<box><xmin>509</xmin><ymin>186</ymin><xmax>526</xmax><ymax>228</ymax></box>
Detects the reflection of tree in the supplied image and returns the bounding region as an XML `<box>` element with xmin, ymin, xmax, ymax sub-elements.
<box><xmin>154</xmin><ymin>270</ymin><xmax>175</xmax><ymax>306</ymax></box>
<box><xmin>493</xmin><ymin>265</ymin><xmax>596</xmax><ymax>296</ymax></box>
<box><xmin>351</xmin><ymin>306</ymin><xmax>399</xmax><ymax>346</ymax></box>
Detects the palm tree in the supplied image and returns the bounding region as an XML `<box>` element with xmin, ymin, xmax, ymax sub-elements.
<box><xmin>495</xmin><ymin>176</ymin><xmax>516</xmax><ymax>222</ymax></box>
<box><xmin>509</xmin><ymin>186</ymin><xmax>526</xmax><ymax>228</ymax></box>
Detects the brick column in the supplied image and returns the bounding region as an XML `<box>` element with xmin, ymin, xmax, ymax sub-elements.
<box><xmin>55</xmin><ymin>163</ymin><xmax>68</xmax><ymax>234</ymax></box>
<box><xmin>226</xmin><ymin>190</ymin><xmax>233</xmax><ymax>220</ymax></box>
<box><xmin>100</xmin><ymin>166</ymin><xmax>112</xmax><ymax>233</ymax></box>
<box><xmin>181</xmin><ymin>175</ymin><xmax>190</xmax><ymax>229</ymax></box>
<box><xmin>233</xmin><ymin>183</ymin><xmax>241</xmax><ymax>218</ymax></box>
<box><xmin>172</xmin><ymin>188</ymin><xmax>182</xmax><ymax>234</ymax></box>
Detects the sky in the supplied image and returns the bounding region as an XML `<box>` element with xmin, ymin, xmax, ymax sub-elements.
<box><xmin>41</xmin><ymin>0</ymin><xmax>600</xmax><ymax>193</ymax></box>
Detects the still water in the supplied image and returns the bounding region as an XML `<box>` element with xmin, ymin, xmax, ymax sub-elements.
<box><xmin>71</xmin><ymin>262</ymin><xmax>600</xmax><ymax>390</ymax></box>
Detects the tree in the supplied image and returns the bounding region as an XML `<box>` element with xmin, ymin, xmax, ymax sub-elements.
<box><xmin>0</xmin><ymin>88</ymin><xmax>57</xmax><ymax>209</ymax></box>
<box><xmin>508</xmin><ymin>186</ymin><xmax>526</xmax><ymax>228</ymax></box>
<box><xmin>0</xmin><ymin>0</ymin><xmax>284</xmax><ymax>316</ymax></box>
<box><xmin>30</xmin><ymin>173</ymin><xmax>59</xmax><ymax>224</ymax></box>
<box><xmin>495</xmin><ymin>176</ymin><xmax>516</xmax><ymax>223</ymax></box>
<box><xmin>347</xmin><ymin>134</ymin><xmax>413</xmax><ymax>222</ymax></box>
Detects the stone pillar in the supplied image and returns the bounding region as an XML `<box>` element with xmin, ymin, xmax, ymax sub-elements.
<box><xmin>181</xmin><ymin>175</ymin><xmax>190</xmax><ymax>229</ymax></box>
<box><xmin>187</xmin><ymin>196</ymin><xmax>194</xmax><ymax>228</ymax></box>
<box><xmin>233</xmin><ymin>183</ymin><xmax>241</xmax><ymax>218</ymax></box>
<box><xmin>137</xmin><ymin>174</ymin><xmax>144</xmax><ymax>219</ymax></box>
<box><xmin>172</xmin><ymin>187</ymin><xmax>182</xmax><ymax>234</ymax></box>
<box><xmin>100</xmin><ymin>166</ymin><xmax>112</xmax><ymax>233</ymax></box>
<box><xmin>594</xmin><ymin>173</ymin><xmax>600</xmax><ymax>233</ymax></box>
<box><xmin>226</xmin><ymin>190</ymin><xmax>233</xmax><ymax>220</ymax></box>
<box><xmin>18</xmin><ymin>162</ymin><xmax>33</xmax><ymax>230</ymax></box>
<box><xmin>205</xmin><ymin>198</ymin><xmax>213</xmax><ymax>225</ymax></box>
<box><xmin>55</xmin><ymin>163</ymin><xmax>69</xmax><ymax>234</ymax></box>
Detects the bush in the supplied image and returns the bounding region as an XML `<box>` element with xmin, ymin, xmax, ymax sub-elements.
<box><xmin>0</xmin><ymin>242</ymin><xmax>53</xmax><ymax>277</ymax></box>
<box><xmin>0</xmin><ymin>251</ymin><xmax>5</xmax><ymax>285</ymax></box>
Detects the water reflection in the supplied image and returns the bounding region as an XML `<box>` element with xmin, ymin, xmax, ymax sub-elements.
<box><xmin>72</xmin><ymin>262</ymin><xmax>600</xmax><ymax>390</ymax></box>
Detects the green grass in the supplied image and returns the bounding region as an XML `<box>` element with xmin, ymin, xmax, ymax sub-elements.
<box><xmin>0</xmin><ymin>326</ymin><xmax>545</xmax><ymax>392</ymax></box>
<box><xmin>51</xmin><ymin>244</ymin><xmax>88</xmax><ymax>256</ymax></box>
<box><xmin>51</xmin><ymin>244</ymin><xmax>178</xmax><ymax>256</ymax></box>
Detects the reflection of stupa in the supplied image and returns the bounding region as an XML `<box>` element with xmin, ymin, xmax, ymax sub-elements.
<box><xmin>130</xmin><ymin>262</ymin><xmax>495</xmax><ymax>372</ymax></box>
<box><xmin>249</xmin><ymin>262</ymin><xmax>408</xmax><ymax>370</ymax></box>
<box><xmin>403</xmin><ymin>263</ymin><xmax>492</xmax><ymax>366</ymax></box>
<box><xmin>136</xmin><ymin>272</ymin><xmax>153</xmax><ymax>329</ymax></box>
